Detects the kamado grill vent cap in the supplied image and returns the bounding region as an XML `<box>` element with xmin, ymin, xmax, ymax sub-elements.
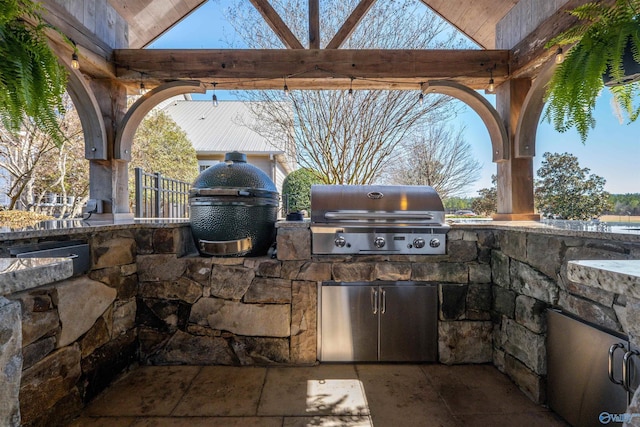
<box><xmin>224</xmin><ymin>151</ymin><xmax>247</xmax><ymax>163</ymax></box>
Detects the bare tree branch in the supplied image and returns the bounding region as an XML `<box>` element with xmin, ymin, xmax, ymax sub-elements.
<box><xmin>223</xmin><ymin>0</ymin><xmax>471</xmax><ymax>184</ymax></box>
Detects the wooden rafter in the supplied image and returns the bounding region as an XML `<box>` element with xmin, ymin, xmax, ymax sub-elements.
<box><xmin>114</xmin><ymin>48</ymin><xmax>509</xmax><ymax>90</ymax></box>
<box><xmin>249</xmin><ymin>0</ymin><xmax>304</xmax><ymax>49</ymax></box>
<box><xmin>326</xmin><ymin>0</ymin><xmax>377</xmax><ymax>49</ymax></box>
<box><xmin>309</xmin><ymin>0</ymin><xmax>320</xmax><ymax>49</ymax></box>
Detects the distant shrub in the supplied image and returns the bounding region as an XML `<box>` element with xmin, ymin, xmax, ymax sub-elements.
<box><xmin>282</xmin><ymin>168</ymin><xmax>323</xmax><ymax>214</ymax></box>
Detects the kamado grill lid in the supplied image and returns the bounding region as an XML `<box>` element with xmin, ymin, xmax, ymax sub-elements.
<box><xmin>190</xmin><ymin>151</ymin><xmax>277</xmax><ymax>197</ymax></box>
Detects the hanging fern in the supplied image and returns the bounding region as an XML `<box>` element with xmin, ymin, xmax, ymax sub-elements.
<box><xmin>544</xmin><ymin>0</ymin><xmax>640</xmax><ymax>142</ymax></box>
<box><xmin>0</xmin><ymin>0</ymin><xmax>69</xmax><ymax>146</ymax></box>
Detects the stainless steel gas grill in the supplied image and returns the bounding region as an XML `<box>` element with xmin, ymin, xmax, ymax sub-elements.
<box><xmin>310</xmin><ymin>184</ymin><xmax>450</xmax><ymax>255</ymax></box>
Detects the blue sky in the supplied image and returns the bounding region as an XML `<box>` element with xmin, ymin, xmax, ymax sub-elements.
<box><xmin>149</xmin><ymin>0</ymin><xmax>640</xmax><ymax>197</ymax></box>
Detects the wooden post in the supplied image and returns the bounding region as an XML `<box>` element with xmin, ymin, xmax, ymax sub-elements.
<box><xmin>87</xmin><ymin>78</ymin><xmax>133</xmax><ymax>220</ymax></box>
<box><xmin>494</xmin><ymin>78</ymin><xmax>540</xmax><ymax>221</ymax></box>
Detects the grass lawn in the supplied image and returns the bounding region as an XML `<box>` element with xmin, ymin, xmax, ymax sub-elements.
<box><xmin>600</xmin><ymin>215</ymin><xmax>640</xmax><ymax>223</ymax></box>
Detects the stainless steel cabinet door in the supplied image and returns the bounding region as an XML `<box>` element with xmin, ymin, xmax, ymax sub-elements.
<box><xmin>547</xmin><ymin>309</ymin><xmax>628</xmax><ymax>427</ymax></box>
<box><xmin>379</xmin><ymin>284</ymin><xmax>438</xmax><ymax>362</ymax></box>
<box><xmin>320</xmin><ymin>284</ymin><xmax>379</xmax><ymax>361</ymax></box>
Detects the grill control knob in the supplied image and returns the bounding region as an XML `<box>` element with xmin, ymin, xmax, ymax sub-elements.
<box><xmin>429</xmin><ymin>238</ymin><xmax>441</xmax><ymax>248</ymax></box>
<box><xmin>335</xmin><ymin>236</ymin><xmax>346</xmax><ymax>248</ymax></box>
<box><xmin>413</xmin><ymin>238</ymin><xmax>426</xmax><ymax>249</ymax></box>
<box><xmin>374</xmin><ymin>237</ymin><xmax>386</xmax><ymax>248</ymax></box>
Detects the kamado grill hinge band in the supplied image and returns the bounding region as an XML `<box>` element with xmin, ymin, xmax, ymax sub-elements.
<box><xmin>198</xmin><ymin>237</ymin><xmax>253</xmax><ymax>256</ymax></box>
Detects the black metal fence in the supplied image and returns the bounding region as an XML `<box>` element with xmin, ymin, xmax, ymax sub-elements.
<box><xmin>134</xmin><ymin>168</ymin><xmax>191</xmax><ymax>219</ymax></box>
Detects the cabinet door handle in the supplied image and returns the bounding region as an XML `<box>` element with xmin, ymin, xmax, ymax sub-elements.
<box><xmin>380</xmin><ymin>288</ymin><xmax>386</xmax><ymax>314</ymax></box>
<box><xmin>371</xmin><ymin>288</ymin><xmax>378</xmax><ymax>315</ymax></box>
<box><xmin>609</xmin><ymin>343</ymin><xmax>626</xmax><ymax>385</ymax></box>
<box><xmin>623</xmin><ymin>349</ymin><xmax>640</xmax><ymax>395</ymax></box>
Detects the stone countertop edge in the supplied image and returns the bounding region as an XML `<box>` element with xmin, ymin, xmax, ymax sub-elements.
<box><xmin>0</xmin><ymin>257</ymin><xmax>73</xmax><ymax>296</ymax></box>
<box><xmin>454</xmin><ymin>221</ymin><xmax>640</xmax><ymax>242</ymax></box>
<box><xmin>276</xmin><ymin>219</ymin><xmax>310</xmax><ymax>228</ymax></box>
<box><xmin>0</xmin><ymin>220</ymin><xmax>190</xmax><ymax>241</ymax></box>
<box><xmin>567</xmin><ymin>260</ymin><xmax>640</xmax><ymax>299</ymax></box>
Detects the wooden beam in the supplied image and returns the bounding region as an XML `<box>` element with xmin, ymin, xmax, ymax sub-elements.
<box><xmin>326</xmin><ymin>0</ymin><xmax>377</xmax><ymax>49</ymax></box>
<box><xmin>510</xmin><ymin>0</ymin><xmax>615</xmax><ymax>79</ymax></box>
<box><xmin>38</xmin><ymin>0</ymin><xmax>115</xmax><ymax>79</ymax></box>
<box><xmin>309</xmin><ymin>0</ymin><xmax>320</xmax><ymax>49</ymax></box>
<box><xmin>114</xmin><ymin>48</ymin><xmax>509</xmax><ymax>90</ymax></box>
<box><xmin>249</xmin><ymin>0</ymin><xmax>305</xmax><ymax>49</ymax></box>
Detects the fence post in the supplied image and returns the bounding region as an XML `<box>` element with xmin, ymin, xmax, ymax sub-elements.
<box><xmin>135</xmin><ymin>167</ymin><xmax>143</xmax><ymax>218</ymax></box>
<box><xmin>154</xmin><ymin>172</ymin><xmax>162</xmax><ymax>217</ymax></box>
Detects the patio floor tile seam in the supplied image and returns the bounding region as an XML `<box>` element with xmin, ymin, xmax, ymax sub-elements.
<box><xmin>256</xmin><ymin>366</ymin><xmax>271</xmax><ymax>417</ymax></box>
<box><xmin>167</xmin><ymin>365</ymin><xmax>205</xmax><ymax>416</ymax></box>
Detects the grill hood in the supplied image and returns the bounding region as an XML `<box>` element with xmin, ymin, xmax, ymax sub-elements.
<box><xmin>310</xmin><ymin>184</ymin><xmax>449</xmax><ymax>255</ymax></box>
<box><xmin>311</xmin><ymin>184</ymin><xmax>446</xmax><ymax>225</ymax></box>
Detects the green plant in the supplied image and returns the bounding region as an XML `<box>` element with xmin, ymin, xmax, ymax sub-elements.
<box><xmin>0</xmin><ymin>0</ymin><xmax>69</xmax><ymax>146</ymax></box>
<box><xmin>535</xmin><ymin>152</ymin><xmax>611</xmax><ymax>220</ymax></box>
<box><xmin>544</xmin><ymin>0</ymin><xmax>640</xmax><ymax>142</ymax></box>
<box><xmin>281</xmin><ymin>168</ymin><xmax>323</xmax><ymax>214</ymax></box>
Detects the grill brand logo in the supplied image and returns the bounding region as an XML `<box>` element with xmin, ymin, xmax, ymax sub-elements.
<box><xmin>367</xmin><ymin>191</ymin><xmax>384</xmax><ymax>200</ymax></box>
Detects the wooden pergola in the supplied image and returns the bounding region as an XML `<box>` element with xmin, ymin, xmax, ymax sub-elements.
<box><xmin>39</xmin><ymin>0</ymin><xmax>597</xmax><ymax>221</ymax></box>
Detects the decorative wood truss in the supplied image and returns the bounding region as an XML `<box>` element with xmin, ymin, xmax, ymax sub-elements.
<box><xmin>112</xmin><ymin>0</ymin><xmax>510</xmax><ymax>92</ymax></box>
<box><xmin>43</xmin><ymin>0</ymin><xmax>604</xmax><ymax>93</ymax></box>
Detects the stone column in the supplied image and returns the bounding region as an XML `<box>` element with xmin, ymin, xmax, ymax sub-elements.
<box><xmin>0</xmin><ymin>297</ymin><xmax>22</xmax><ymax>427</ymax></box>
<box><xmin>494</xmin><ymin>78</ymin><xmax>540</xmax><ymax>221</ymax></box>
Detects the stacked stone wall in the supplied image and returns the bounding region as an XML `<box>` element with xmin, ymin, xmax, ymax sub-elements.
<box><xmin>489</xmin><ymin>228</ymin><xmax>640</xmax><ymax>404</ymax></box>
<box><xmin>3</xmin><ymin>221</ymin><xmax>640</xmax><ymax>425</ymax></box>
<box><xmin>135</xmin><ymin>225</ymin><xmax>497</xmax><ymax>367</ymax></box>
<box><xmin>1</xmin><ymin>226</ymin><xmax>192</xmax><ymax>426</ymax></box>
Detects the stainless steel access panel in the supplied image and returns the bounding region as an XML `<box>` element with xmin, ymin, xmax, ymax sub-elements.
<box><xmin>9</xmin><ymin>240</ymin><xmax>90</xmax><ymax>276</ymax></box>
<box><xmin>547</xmin><ymin>309</ymin><xmax>640</xmax><ymax>427</ymax></box>
<box><xmin>318</xmin><ymin>281</ymin><xmax>438</xmax><ymax>362</ymax></box>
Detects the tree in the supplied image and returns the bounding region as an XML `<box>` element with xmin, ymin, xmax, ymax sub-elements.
<box><xmin>384</xmin><ymin>124</ymin><xmax>481</xmax><ymax>199</ymax></box>
<box><xmin>223</xmin><ymin>0</ymin><xmax>469</xmax><ymax>184</ymax></box>
<box><xmin>608</xmin><ymin>193</ymin><xmax>640</xmax><ymax>215</ymax></box>
<box><xmin>444</xmin><ymin>196</ymin><xmax>473</xmax><ymax>213</ymax></box>
<box><xmin>281</xmin><ymin>168</ymin><xmax>322</xmax><ymax>214</ymax></box>
<box><xmin>535</xmin><ymin>152</ymin><xmax>611</xmax><ymax>220</ymax></box>
<box><xmin>0</xmin><ymin>93</ymin><xmax>88</xmax><ymax>216</ymax></box>
<box><xmin>130</xmin><ymin>109</ymin><xmax>199</xmax><ymax>190</ymax></box>
<box><xmin>471</xmin><ymin>175</ymin><xmax>497</xmax><ymax>217</ymax></box>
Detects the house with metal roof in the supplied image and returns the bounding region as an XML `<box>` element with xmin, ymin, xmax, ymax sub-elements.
<box><xmin>162</xmin><ymin>100</ymin><xmax>296</xmax><ymax>195</ymax></box>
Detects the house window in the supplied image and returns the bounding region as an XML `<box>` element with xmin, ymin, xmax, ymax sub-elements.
<box><xmin>198</xmin><ymin>160</ymin><xmax>219</xmax><ymax>172</ymax></box>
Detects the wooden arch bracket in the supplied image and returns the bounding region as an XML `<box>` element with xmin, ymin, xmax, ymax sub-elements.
<box><xmin>424</xmin><ymin>80</ymin><xmax>510</xmax><ymax>163</ymax></box>
<box><xmin>115</xmin><ymin>80</ymin><xmax>207</xmax><ymax>161</ymax></box>
<box><xmin>514</xmin><ymin>60</ymin><xmax>557</xmax><ymax>158</ymax></box>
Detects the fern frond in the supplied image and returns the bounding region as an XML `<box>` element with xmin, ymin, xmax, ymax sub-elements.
<box><xmin>545</xmin><ymin>0</ymin><xmax>640</xmax><ymax>141</ymax></box>
<box><xmin>0</xmin><ymin>0</ymin><xmax>68</xmax><ymax>146</ymax></box>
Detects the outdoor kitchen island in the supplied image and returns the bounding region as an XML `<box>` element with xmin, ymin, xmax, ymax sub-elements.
<box><xmin>1</xmin><ymin>219</ymin><xmax>639</xmax><ymax>426</ymax></box>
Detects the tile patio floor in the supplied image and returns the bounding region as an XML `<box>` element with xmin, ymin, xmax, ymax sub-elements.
<box><xmin>68</xmin><ymin>364</ymin><xmax>569</xmax><ymax>427</ymax></box>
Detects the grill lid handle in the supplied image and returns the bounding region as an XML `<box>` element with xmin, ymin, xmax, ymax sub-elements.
<box><xmin>324</xmin><ymin>211</ymin><xmax>435</xmax><ymax>221</ymax></box>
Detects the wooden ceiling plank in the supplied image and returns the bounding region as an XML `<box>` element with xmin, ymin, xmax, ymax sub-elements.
<box><xmin>249</xmin><ymin>0</ymin><xmax>305</xmax><ymax>49</ymax></box>
<box><xmin>420</xmin><ymin>0</ymin><xmax>519</xmax><ymax>49</ymax></box>
<box><xmin>309</xmin><ymin>0</ymin><xmax>320</xmax><ymax>49</ymax></box>
<box><xmin>418</xmin><ymin>0</ymin><xmax>486</xmax><ymax>48</ymax></box>
<box><xmin>325</xmin><ymin>0</ymin><xmax>377</xmax><ymax>49</ymax></box>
